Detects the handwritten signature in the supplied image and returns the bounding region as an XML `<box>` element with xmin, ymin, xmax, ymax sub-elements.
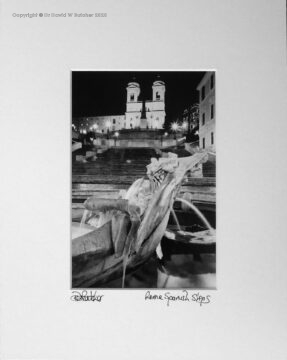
<box><xmin>145</xmin><ymin>290</ymin><xmax>211</xmax><ymax>306</ymax></box>
<box><xmin>70</xmin><ymin>290</ymin><xmax>104</xmax><ymax>302</ymax></box>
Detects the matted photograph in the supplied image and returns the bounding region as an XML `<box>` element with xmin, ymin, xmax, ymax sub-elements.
<box><xmin>71</xmin><ymin>71</ymin><xmax>216</xmax><ymax>289</ymax></box>
<box><xmin>2</xmin><ymin>0</ymin><xmax>287</xmax><ymax>358</ymax></box>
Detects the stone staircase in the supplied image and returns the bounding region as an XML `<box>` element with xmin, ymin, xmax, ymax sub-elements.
<box><xmin>72</xmin><ymin>148</ymin><xmax>157</xmax><ymax>202</ymax></box>
<box><xmin>72</xmin><ymin>147</ymin><xmax>215</xmax><ymax>222</ymax></box>
<box><xmin>73</xmin><ymin>148</ymin><xmax>155</xmax><ymax>180</ymax></box>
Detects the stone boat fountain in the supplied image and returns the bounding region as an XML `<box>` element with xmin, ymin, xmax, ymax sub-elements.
<box><xmin>71</xmin><ymin>151</ymin><xmax>215</xmax><ymax>288</ymax></box>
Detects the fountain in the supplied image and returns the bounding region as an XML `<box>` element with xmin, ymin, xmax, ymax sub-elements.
<box><xmin>156</xmin><ymin>195</ymin><xmax>216</xmax><ymax>289</ymax></box>
<box><xmin>71</xmin><ymin>151</ymin><xmax>215</xmax><ymax>288</ymax></box>
<box><xmin>80</xmin><ymin>209</ymin><xmax>90</xmax><ymax>228</ymax></box>
<box><xmin>175</xmin><ymin>197</ymin><xmax>214</xmax><ymax>233</ymax></box>
<box><xmin>171</xmin><ymin>208</ymin><xmax>181</xmax><ymax>231</ymax></box>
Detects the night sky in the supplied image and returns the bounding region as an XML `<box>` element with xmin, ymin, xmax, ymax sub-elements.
<box><xmin>72</xmin><ymin>71</ymin><xmax>205</xmax><ymax>125</ymax></box>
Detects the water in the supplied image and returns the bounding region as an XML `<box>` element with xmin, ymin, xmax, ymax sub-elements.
<box><xmin>171</xmin><ymin>208</ymin><xmax>181</xmax><ymax>231</ymax></box>
<box><xmin>122</xmin><ymin>239</ymin><xmax>135</xmax><ymax>288</ymax></box>
<box><xmin>175</xmin><ymin>197</ymin><xmax>214</xmax><ymax>232</ymax></box>
<box><xmin>74</xmin><ymin>200</ymin><xmax>216</xmax><ymax>289</ymax></box>
<box><xmin>79</xmin><ymin>206</ymin><xmax>129</xmax><ymax>288</ymax></box>
<box><xmin>80</xmin><ymin>209</ymin><xmax>90</xmax><ymax>228</ymax></box>
<box><xmin>98</xmin><ymin>202</ymin><xmax>216</xmax><ymax>289</ymax></box>
<box><xmin>71</xmin><ymin>223</ymin><xmax>94</xmax><ymax>240</ymax></box>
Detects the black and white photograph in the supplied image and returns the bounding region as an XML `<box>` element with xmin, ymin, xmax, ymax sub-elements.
<box><xmin>1</xmin><ymin>0</ymin><xmax>287</xmax><ymax>359</ymax></box>
<box><xmin>72</xmin><ymin>71</ymin><xmax>216</xmax><ymax>288</ymax></box>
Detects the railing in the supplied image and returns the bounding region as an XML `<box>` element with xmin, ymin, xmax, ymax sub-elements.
<box><xmin>93</xmin><ymin>138</ymin><xmax>178</xmax><ymax>148</ymax></box>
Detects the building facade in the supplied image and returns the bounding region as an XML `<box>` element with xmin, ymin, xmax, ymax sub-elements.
<box><xmin>73</xmin><ymin>79</ymin><xmax>166</xmax><ymax>134</ymax></box>
<box><xmin>125</xmin><ymin>80</ymin><xmax>165</xmax><ymax>130</ymax></box>
<box><xmin>196</xmin><ymin>72</ymin><xmax>215</xmax><ymax>151</ymax></box>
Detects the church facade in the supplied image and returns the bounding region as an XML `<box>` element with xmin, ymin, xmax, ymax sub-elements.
<box><xmin>74</xmin><ymin>79</ymin><xmax>166</xmax><ymax>134</ymax></box>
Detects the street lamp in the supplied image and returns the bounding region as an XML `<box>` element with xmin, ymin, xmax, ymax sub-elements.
<box><xmin>171</xmin><ymin>122</ymin><xmax>179</xmax><ymax>139</ymax></box>
<box><xmin>81</xmin><ymin>129</ymin><xmax>87</xmax><ymax>146</ymax></box>
<box><xmin>182</xmin><ymin>121</ymin><xmax>188</xmax><ymax>132</ymax></box>
<box><xmin>114</xmin><ymin>131</ymin><xmax>119</xmax><ymax>146</ymax></box>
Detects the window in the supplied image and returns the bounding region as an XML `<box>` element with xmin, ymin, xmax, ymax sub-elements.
<box><xmin>113</xmin><ymin>119</ymin><xmax>116</xmax><ymax>124</ymax></box>
<box><xmin>130</xmin><ymin>94</ymin><xmax>134</xmax><ymax>101</ymax></box>
<box><xmin>201</xmin><ymin>86</ymin><xmax>205</xmax><ymax>101</ymax></box>
<box><xmin>210</xmin><ymin>74</ymin><xmax>214</xmax><ymax>89</ymax></box>
<box><xmin>202</xmin><ymin>137</ymin><xmax>205</xmax><ymax>149</ymax></box>
<box><xmin>211</xmin><ymin>132</ymin><xmax>214</xmax><ymax>145</ymax></box>
<box><xmin>202</xmin><ymin>113</ymin><xmax>205</xmax><ymax>126</ymax></box>
<box><xmin>211</xmin><ymin>104</ymin><xmax>214</xmax><ymax>119</ymax></box>
<box><xmin>156</xmin><ymin>92</ymin><xmax>160</xmax><ymax>100</ymax></box>
<box><xmin>130</xmin><ymin>124</ymin><xmax>133</xmax><ymax>128</ymax></box>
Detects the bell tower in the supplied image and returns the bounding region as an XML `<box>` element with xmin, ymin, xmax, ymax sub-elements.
<box><xmin>125</xmin><ymin>79</ymin><xmax>142</xmax><ymax>128</ymax></box>
<box><xmin>152</xmin><ymin>78</ymin><xmax>165</xmax><ymax>102</ymax></box>
<box><xmin>126</xmin><ymin>80</ymin><xmax>140</xmax><ymax>104</ymax></box>
<box><xmin>149</xmin><ymin>77</ymin><xmax>166</xmax><ymax>129</ymax></box>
